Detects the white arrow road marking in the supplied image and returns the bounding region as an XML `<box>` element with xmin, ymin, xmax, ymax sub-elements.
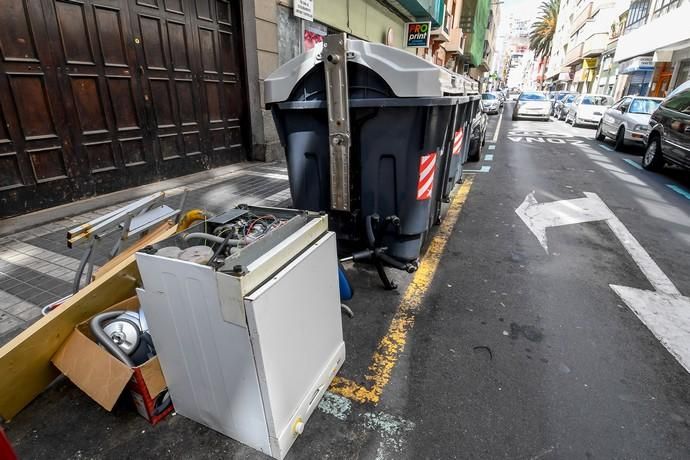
<box><xmin>516</xmin><ymin>191</ymin><xmax>679</xmax><ymax>295</ymax></box>
<box><xmin>610</xmin><ymin>286</ymin><xmax>690</xmax><ymax>372</ymax></box>
<box><xmin>516</xmin><ymin>191</ymin><xmax>690</xmax><ymax>372</ymax></box>
<box><xmin>515</xmin><ymin>192</ymin><xmax>613</xmax><ymax>253</ymax></box>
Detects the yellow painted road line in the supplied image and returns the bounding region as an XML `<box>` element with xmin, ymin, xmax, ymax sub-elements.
<box><xmin>330</xmin><ymin>176</ymin><xmax>475</xmax><ymax>405</ymax></box>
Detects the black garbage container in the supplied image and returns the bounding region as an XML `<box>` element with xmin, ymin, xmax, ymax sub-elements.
<box><xmin>441</xmin><ymin>98</ymin><xmax>470</xmax><ymax>203</ymax></box>
<box><xmin>266</xmin><ymin>37</ymin><xmax>471</xmax><ymax>264</ymax></box>
<box><xmin>461</xmin><ymin>97</ymin><xmax>482</xmax><ymax>164</ymax></box>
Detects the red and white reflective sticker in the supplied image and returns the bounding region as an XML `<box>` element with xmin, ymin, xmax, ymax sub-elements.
<box><xmin>416</xmin><ymin>152</ymin><xmax>437</xmax><ymax>200</ymax></box>
<box><xmin>452</xmin><ymin>128</ymin><xmax>464</xmax><ymax>156</ymax></box>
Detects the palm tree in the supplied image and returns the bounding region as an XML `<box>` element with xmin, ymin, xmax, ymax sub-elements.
<box><xmin>529</xmin><ymin>0</ymin><xmax>561</xmax><ymax>59</ymax></box>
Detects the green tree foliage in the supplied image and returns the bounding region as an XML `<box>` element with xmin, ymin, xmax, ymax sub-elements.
<box><xmin>529</xmin><ymin>0</ymin><xmax>561</xmax><ymax>59</ymax></box>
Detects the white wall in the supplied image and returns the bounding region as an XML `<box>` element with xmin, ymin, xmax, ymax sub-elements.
<box><xmin>615</xmin><ymin>1</ymin><xmax>690</xmax><ymax>62</ymax></box>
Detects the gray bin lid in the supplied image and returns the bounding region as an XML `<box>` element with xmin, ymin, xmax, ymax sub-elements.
<box><xmin>264</xmin><ymin>39</ymin><xmax>457</xmax><ymax>103</ymax></box>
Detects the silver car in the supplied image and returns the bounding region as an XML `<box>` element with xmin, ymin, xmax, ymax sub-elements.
<box><xmin>565</xmin><ymin>94</ymin><xmax>614</xmax><ymax>127</ymax></box>
<box><xmin>596</xmin><ymin>96</ymin><xmax>663</xmax><ymax>150</ymax></box>
<box><xmin>481</xmin><ymin>92</ymin><xmax>501</xmax><ymax>114</ymax></box>
<box><xmin>512</xmin><ymin>91</ymin><xmax>551</xmax><ymax>121</ymax></box>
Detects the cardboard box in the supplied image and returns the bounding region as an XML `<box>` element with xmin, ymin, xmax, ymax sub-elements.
<box><xmin>51</xmin><ymin>296</ymin><xmax>173</xmax><ymax>424</ymax></box>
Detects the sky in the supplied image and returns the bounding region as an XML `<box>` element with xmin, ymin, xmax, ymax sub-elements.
<box><xmin>496</xmin><ymin>0</ymin><xmax>542</xmax><ymax>37</ymax></box>
<box><xmin>501</xmin><ymin>0</ymin><xmax>541</xmax><ymax>21</ymax></box>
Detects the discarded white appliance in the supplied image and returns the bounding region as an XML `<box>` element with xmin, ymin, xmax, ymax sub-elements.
<box><xmin>135</xmin><ymin>206</ymin><xmax>345</xmax><ymax>459</ymax></box>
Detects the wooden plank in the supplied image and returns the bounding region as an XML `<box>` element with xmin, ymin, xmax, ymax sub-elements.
<box><xmin>0</xmin><ymin>224</ymin><xmax>177</xmax><ymax>421</ymax></box>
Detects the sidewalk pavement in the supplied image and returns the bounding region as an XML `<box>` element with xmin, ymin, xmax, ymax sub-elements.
<box><xmin>0</xmin><ymin>161</ymin><xmax>292</xmax><ymax>345</ymax></box>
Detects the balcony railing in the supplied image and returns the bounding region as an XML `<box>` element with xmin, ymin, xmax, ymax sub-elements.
<box><xmin>571</xmin><ymin>1</ymin><xmax>593</xmax><ymax>34</ymax></box>
<box><xmin>624</xmin><ymin>0</ymin><xmax>650</xmax><ymax>33</ymax></box>
<box><xmin>653</xmin><ymin>0</ymin><xmax>681</xmax><ymax>17</ymax></box>
<box><xmin>431</xmin><ymin>10</ymin><xmax>452</xmax><ymax>42</ymax></box>
<box><xmin>582</xmin><ymin>33</ymin><xmax>608</xmax><ymax>56</ymax></box>
<box><xmin>444</xmin><ymin>27</ymin><xmax>464</xmax><ymax>53</ymax></box>
<box><xmin>564</xmin><ymin>43</ymin><xmax>584</xmax><ymax>65</ymax></box>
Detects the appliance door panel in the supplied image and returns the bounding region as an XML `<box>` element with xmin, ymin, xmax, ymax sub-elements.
<box><xmin>245</xmin><ymin>232</ymin><xmax>344</xmax><ymax>456</ymax></box>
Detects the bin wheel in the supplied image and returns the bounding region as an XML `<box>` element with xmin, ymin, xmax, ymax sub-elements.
<box><xmin>468</xmin><ymin>140</ymin><xmax>481</xmax><ymax>162</ymax></box>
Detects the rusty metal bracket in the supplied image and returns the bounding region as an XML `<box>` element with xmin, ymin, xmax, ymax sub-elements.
<box><xmin>323</xmin><ymin>33</ymin><xmax>351</xmax><ymax>212</ymax></box>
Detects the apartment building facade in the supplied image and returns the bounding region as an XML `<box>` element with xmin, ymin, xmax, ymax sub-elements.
<box><xmin>545</xmin><ymin>0</ymin><xmax>578</xmax><ymax>89</ymax></box>
<box><xmin>565</xmin><ymin>1</ymin><xmax>629</xmax><ymax>93</ymax></box>
<box><xmin>614</xmin><ymin>0</ymin><xmax>690</xmax><ymax>97</ymax></box>
<box><xmin>502</xmin><ymin>16</ymin><xmax>530</xmax><ymax>89</ymax></box>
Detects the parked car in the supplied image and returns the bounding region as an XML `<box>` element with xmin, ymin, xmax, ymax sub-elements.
<box><xmin>551</xmin><ymin>91</ymin><xmax>576</xmax><ymax>116</ymax></box>
<box><xmin>497</xmin><ymin>92</ymin><xmax>506</xmax><ymax>106</ymax></box>
<box><xmin>512</xmin><ymin>91</ymin><xmax>551</xmax><ymax>121</ymax></box>
<box><xmin>481</xmin><ymin>92</ymin><xmax>501</xmax><ymax>114</ymax></box>
<box><xmin>596</xmin><ymin>96</ymin><xmax>663</xmax><ymax>150</ymax></box>
<box><xmin>556</xmin><ymin>94</ymin><xmax>577</xmax><ymax>120</ymax></box>
<box><xmin>565</xmin><ymin>94</ymin><xmax>613</xmax><ymax>127</ymax></box>
<box><xmin>468</xmin><ymin>104</ymin><xmax>488</xmax><ymax>161</ymax></box>
<box><xmin>641</xmin><ymin>81</ymin><xmax>690</xmax><ymax>171</ymax></box>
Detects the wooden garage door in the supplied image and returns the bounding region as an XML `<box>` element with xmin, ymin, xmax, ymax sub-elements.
<box><xmin>0</xmin><ymin>0</ymin><xmax>248</xmax><ymax>218</ymax></box>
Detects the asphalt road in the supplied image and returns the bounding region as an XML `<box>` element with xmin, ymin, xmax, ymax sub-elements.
<box><xmin>5</xmin><ymin>102</ymin><xmax>690</xmax><ymax>459</ymax></box>
<box><xmin>401</xmin><ymin>104</ymin><xmax>690</xmax><ymax>459</ymax></box>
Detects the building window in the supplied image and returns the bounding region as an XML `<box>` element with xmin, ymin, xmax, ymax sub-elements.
<box><xmin>653</xmin><ymin>0</ymin><xmax>680</xmax><ymax>17</ymax></box>
<box><xmin>675</xmin><ymin>60</ymin><xmax>690</xmax><ymax>89</ymax></box>
<box><xmin>625</xmin><ymin>0</ymin><xmax>650</xmax><ymax>32</ymax></box>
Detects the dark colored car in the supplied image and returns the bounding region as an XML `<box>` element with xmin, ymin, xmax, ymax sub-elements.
<box><xmin>555</xmin><ymin>93</ymin><xmax>577</xmax><ymax>120</ymax></box>
<box><xmin>642</xmin><ymin>81</ymin><xmax>690</xmax><ymax>171</ymax></box>
<box><xmin>550</xmin><ymin>91</ymin><xmax>575</xmax><ymax>115</ymax></box>
<box><xmin>467</xmin><ymin>104</ymin><xmax>488</xmax><ymax>162</ymax></box>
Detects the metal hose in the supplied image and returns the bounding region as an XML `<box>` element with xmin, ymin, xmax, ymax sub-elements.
<box><xmin>90</xmin><ymin>311</ymin><xmax>135</xmax><ymax>367</ymax></box>
<box><xmin>183</xmin><ymin>232</ymin><xmax>241</xmax><ymax>246</ymax></box>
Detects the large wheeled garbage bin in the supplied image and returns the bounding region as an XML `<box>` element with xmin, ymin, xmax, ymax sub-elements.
<box><xmin>433</xmin><ymin>70</ymin><xmax>471</xmax><ymax>223</ymax></box>
<box><xmin>459</xmin><ymin>76</ymin><xmax>481</xmax><ymax>165</ymax></box>
<box><xmin>436</xmin><ymin>72</ymin><xmax>481</xmax><ymax>224</ymax></box>
<box><xmin>265</xmin><ymin>35</ymin><xmax>469</xmax><ymax>284</ymax></box>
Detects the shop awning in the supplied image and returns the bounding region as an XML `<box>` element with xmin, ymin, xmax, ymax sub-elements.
<box><xmin>618</xmin><ymin>56</ymin><xmax>654</xmax><ymax>74</ymax></box>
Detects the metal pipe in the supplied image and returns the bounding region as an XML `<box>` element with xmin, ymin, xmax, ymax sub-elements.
<box><xmin>90</xmin><ymin>311</ymin><xmax>135</xmax><ymax>367</ymax></box>
<box><xmin>183</xmin><ymin>232</ymin><xmax>241</xmax><ymax>246</ymax></box>
<box><xmin>73</xmin><ymin>243</ymin><xmax>95</xmax><ymax>294</ymax></box>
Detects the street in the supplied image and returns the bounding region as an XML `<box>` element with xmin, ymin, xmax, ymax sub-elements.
<box><xmin>6</xmin><ymin>103</ymin><xmax>690</xmax><ymax>459</ymax></box>
<box><xmin>3</xmin><ymin>0</ymin><xmax>690</xmax><ymax>456</ymax></box>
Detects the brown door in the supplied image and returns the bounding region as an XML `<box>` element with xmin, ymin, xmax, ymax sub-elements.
<box><xmin>42</xmin><ymin>0</ymin><xmax>157</xmax><ymax>198</ymax></box>
<box><xmin>651</xmin><ymin>62</ymin><xmax>673</xmax><ymax>98</ymax></box>
<box><xmin>0</xmin><ymin>0</ymin><xmax>83</xmax><ymax>213</ymax></box>
<box><xmin>190</xmin><ymin>0</ymin><xmax>246</xmax><ymax>166</ymax></box>
<box><xmin>0</xmin><ymin>0</ymin><xmax>248</xmax><ymax>218</ymax></box>
<box><xmin>128</xmin><ymin>0</ymin><xmax>246</xmax><ymax>178</ymax></box>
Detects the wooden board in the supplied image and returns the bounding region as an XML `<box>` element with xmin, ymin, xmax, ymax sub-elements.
<box><xmin>0</xmin><ymin>224</ymin><xmax>177</xmax><ymax>420</ymax></box>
